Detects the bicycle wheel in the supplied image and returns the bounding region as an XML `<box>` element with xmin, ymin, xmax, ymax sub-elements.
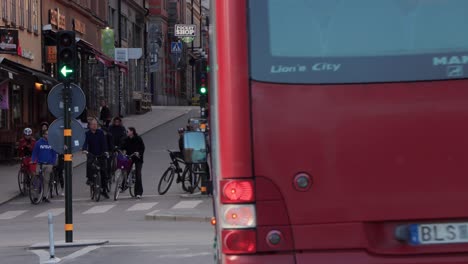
<box><xmin>29</xmin><ymin>175</ymin><xmax>43</xmax><ymax>204</ymax></box>
<box><xmin>128</xmin><ymin>169</ymin><xmax>136</xmax><ymax>197</ymax></box>
<box><xmin>54</xmin><ymin>170</ymin><xmax>64</xmax><ymax>196</ymax></box>
<box><xmin>113</xmin><ymin>169</ymin><xmax>123</xmax><ymax>201</ymax></box>
<box><xmin>181</xmin><ymin>166</ymin><xmax>192</xmax><ymax>193</ymax></box>
<box><xmin>158</xmin><ymin>167</ymin><xmax>175</xmax><ymax>195</ymax></box>
<box><xmin>94</xmin><ymin>172</ymin><xmax>101</xmax><ymax>202</ymax></box>
<box><xmin>17</xmin><ymin>169</ymin><xmax>27</xmax><ymax>196</ymax></box>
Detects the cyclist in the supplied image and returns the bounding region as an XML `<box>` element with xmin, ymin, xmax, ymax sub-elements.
<box><xmin>30</xmin><ymin>130</ymin><xmax>57</xmax><ymax>203</ymax></box>
<box><xmin>18</xmin><ymin>128</ymin><xmax>37</xmax><ymax>180</ymax></box>
<box><xmin>82</xmin><ymin>118</ymin><xmax>110</xmax><ymax>199</ymax></box>
<box><xmin>120</xmin><ymin>127</ymin><xmax>145</xmax><ymax>199</ymax></box>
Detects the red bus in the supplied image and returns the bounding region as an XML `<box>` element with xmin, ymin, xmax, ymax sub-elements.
<box><xmin>209</xmin><ymin>0</ymin><xmax>468</xmax><ymax>263</ymax></box>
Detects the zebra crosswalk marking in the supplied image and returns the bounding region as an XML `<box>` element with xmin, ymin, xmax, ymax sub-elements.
<box><xmin>0</xmin><ymin>210</ymin><xmax>28</xmax><ymax>220</ymax></box>
<box><xmin>126</xmin><ymin>202</ymin><xmax>158</xmax><ymax>211</ymax></box>
<box><xmin>82</xmin><ymin>205</ymin><xmax>116</xmax><ymax>214</ymax></box>
<box><xmin>35</xmin><ymin>208</ymin><xmax>65</xmax><ymax>218</ymax></box>
<box><xmin>171</xmin><ymin>200</ymin><xmax>203</xmax><ymax>209</ymax></box>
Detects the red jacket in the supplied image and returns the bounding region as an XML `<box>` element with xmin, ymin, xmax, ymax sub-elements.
<box><xmin>18</xmin><ymin>137</ymin><xmax>36</xmax><ymax>157</ymax></box>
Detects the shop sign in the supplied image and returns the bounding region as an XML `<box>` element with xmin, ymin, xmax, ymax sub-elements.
<box><xmin>0</xmin><ymin>29</ymin><xmax>18</xmax><ymax>54</ymax></box>
<box><xmin>49</xmin><ymin>9</ymin><xmax>58</xmax><ymax>26</ymax></box>
<box><xmin>59</xmin><ymin>14</ymin><xmax>66</xmax><ymax>30</ymax></box>
<box><xmin>47</xmin><ymin>46</ymin><xmax>57</xmax><ymax>63</ymax></box>
<box><xmin>73</xmin><ymin>19</ymin><xmax>86</xmax><ymax>34</ymax></box>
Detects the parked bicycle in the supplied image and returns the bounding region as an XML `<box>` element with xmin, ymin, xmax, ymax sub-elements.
<box><xmin>84</xmin><ymin>151</ymin><xmax>106</xmax><ymax>202</ymax></box>
<box><xmin>158</xmin><ymin>150</ymin><xmax>198</xmax><ymax>195</ymax></box>
<box><xmin>113</xmin><ymin>150</ymin><xmax>138</xmax><ymax>201</ymax></box>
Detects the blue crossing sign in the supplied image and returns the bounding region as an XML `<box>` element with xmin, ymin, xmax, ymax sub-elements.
<box><xmin>171</xmin><ymin>42</ymin><xmax>182</xmax><ymax>53</ymax></box>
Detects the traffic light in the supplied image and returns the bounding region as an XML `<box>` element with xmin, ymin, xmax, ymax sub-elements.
<box><xmin>199</xmin><ymin>73</ymin><xmax>207</xmax><ymax>95</ymax></box>
<box><xmin>56</xmin><ymin>31</ymin><xmax>77</xmax><ymax>82</ymax></box>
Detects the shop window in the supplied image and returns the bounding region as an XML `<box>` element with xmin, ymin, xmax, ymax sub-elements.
<box><xmin>11</xmin><ymin>84</ymin><xmax>21</xmax><ymax>125</ymax></box>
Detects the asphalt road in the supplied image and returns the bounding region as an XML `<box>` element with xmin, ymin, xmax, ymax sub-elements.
<box><xmin>0</xmin><ymin>110</ymin><xmax>215</xmax><ymax>264</ymax></box>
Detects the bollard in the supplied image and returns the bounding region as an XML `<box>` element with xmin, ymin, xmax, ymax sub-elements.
<box><xmin>48</xmin><ymin>212</ymin><xmax>55</xmax><ymax>259</ymax></box>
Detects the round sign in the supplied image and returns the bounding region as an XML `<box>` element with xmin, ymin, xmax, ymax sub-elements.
<box><xmin>48</xmin><ymin>118</ymin><xmax>86</xmax><ymax>154</ymax></box>
<box><xmin>47</xmin><ymin>83</ymin><xmax>86</xmax><ymax>119</ymax></box>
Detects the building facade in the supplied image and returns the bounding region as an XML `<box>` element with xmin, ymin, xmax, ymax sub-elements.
<box><xmin>0</xmin><ymin>0</ymin><xmax>57</xmax><ymax>160</ymax></box>
<box><xmin>108</xmin><ymin>0</ymin><xmax>147</xmax><ymax>116</ymax></box>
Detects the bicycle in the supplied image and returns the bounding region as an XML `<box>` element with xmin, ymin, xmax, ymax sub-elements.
<box><xmin>158</xmin><ymin>150</ymin><xmax>193</xmax><ymax>195</ymax></box>
<box><xmin>113</xmin><ymin>150</ymin><xmax>138</xmax><ymax>201</ymax></box>
<box><xmin>50</xmin><ymin>165</ymin><xmax>64</xmax><ymax>197</ymax></box>
<box><xmin>85</xmin><ymin>152</ymin><xmax>106</xmax><ymax>202</ymax></box>
<box><xmin>29</xmin><ymin>163</ymin><xmax>48</xmax><ymax>204</ymax></box>
<box><xmin>17</xmin><ymin>156</ymin><xmax>32</xmax><ymax>196</ymax></box>
<box><xmin>182</xmin><ymin>163</ymin><xmax>204</xmax><ymax>194</ymax></box>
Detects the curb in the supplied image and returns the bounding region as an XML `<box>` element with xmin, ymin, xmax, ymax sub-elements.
<box><xmin>29</xmin><ymin>240</ymin><xmax>109</xmax><ymax>250</ymax></box>
<box><xmin>179</xmin><ymin>193</ymin><xmax>213</xmax><ymax>199</ymax></box>
<box><xmin>0</xmin><ymin>193</ymin><xmax>20</xmax><ymax>206</ymax></box>
<box><xmin>145</xmin><ymin>213</ymin><xmax>211</xmax><ymax>222</ymax></box>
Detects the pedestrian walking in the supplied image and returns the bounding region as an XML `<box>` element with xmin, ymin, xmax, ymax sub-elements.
<box><xmin>100</xmin><ymin>100</ymin><xmax>111</xmax><ymax>128</ymax></box>
<box><xmin>120</xmin><ymin>127</ymin><xmax>145</xmax><ymax>199</ymax></box>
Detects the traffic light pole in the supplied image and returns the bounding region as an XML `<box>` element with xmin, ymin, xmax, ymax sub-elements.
<box><xmin>63</xmin><ymin>82</ymin><xmax>73</xmax><ymax>242</ymax></box>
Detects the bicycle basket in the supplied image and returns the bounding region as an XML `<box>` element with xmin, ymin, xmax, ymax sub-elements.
<box><xmin>116</xmin><ymin>154</ymin><xmax>133</xmax><ymax>171</ymax></box>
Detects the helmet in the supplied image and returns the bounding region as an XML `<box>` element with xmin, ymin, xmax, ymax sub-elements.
<box><xmin>178</xmin><ymin>128</ymin><xmax>185</xmax><ymax>133</ymax></box>
<box><xmin>23</xmin><ymin>128</ymin><xmax>32</xmax><ymax>136</ymax></box>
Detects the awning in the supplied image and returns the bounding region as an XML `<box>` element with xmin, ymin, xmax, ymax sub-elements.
<box><xmin>115</xmin><ymin>61</ymin><xmax>128</xmax><ymax>73</ymax></box>
<box><xmin>76</xmin><ymin>38</ymin><xmax>128</xmax><ymax>74</ymax></box>
<box><xmin>0</xmin><ymin>57</ymin><xmax>58</xmax><ymax>87</ymax></box>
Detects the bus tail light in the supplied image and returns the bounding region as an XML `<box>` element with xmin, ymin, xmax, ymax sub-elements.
<box><xmin>221</xmin><ymin>204</ymin><xmax>256</xmax><ymax>228</ymax></box>
<box><xmin>221</xmin><ymin>179</ymin><xmax>254</xmax><ymax>203</ymax></box>
<box><xmin>222</xmin><ymin>229</ymin><xmax>256</xmax><ymax>254</ymax></box>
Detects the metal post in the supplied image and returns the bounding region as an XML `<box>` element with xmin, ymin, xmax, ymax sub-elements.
<box><xmin>118</xmin><ymin>0</ymin><xmax>122</xmax><ymax>116</ymax></box>
<box><xmin>191</xmin><ymin>0</ymin><xmax>194</xmax><ymax>98</ymax></box>
<box><xmin>63</xmin><ymin>82</ymin><xmax>73</xmax><ymax>242</ymax></box>
<box><xmin>48</xmin><ymin>213</ymin><xmax>55</xmax><ymax>259</ymax></box>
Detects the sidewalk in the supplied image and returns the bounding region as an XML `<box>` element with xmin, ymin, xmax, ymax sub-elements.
<box><xmin>0</xmin><ymin>106</ymin><xmax>195</xmax><ymax>205</ymax></box>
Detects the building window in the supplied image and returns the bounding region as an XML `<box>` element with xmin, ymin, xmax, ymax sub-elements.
<box><xmin>19</xmin><ymin>0</ymin><xmax>24</xmax><ymax>28</ymax></box>
<box><xmin>26</xmin><ymin>0</ymin><xmax>31</xmax><ymax>31</ymax></box>
<box><xmin>10</xmin><ymin>0</ymin><xmax>16</xmax><ymax>25</ymax></box>
<box><xmin>108</xmin><ymin>7</ymin><xmax>115</xmax><ymax>28</ymax></box>
<box><xmin>32</xmin><ymin>0</ymin><xmax>38</xmax><ymax>33</ymax></box>
<box><xmin>121</xmin><ymin>15</ymin><xmax>127</xmax><ymax>40</ymax></box>
<box><xmin>2</xmin><ymin>0</ymin><xmax>7</xmax><ymax>21</ymax></box>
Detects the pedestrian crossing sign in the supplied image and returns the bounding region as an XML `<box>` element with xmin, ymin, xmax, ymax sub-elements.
<box><xmin>171</xmin><ymin>42</ymin><xmax>182</xmax><ymax>53</ymax></box>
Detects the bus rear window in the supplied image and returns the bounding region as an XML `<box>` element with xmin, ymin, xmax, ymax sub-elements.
<box><xmin>248</xmin><ymin>0</ymin><xmax>468</xmax><ymax>84</ymax></box>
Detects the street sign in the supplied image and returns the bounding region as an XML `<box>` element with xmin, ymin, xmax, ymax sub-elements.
<box><xmin>115</xmin><ymin>48</ymin><xmax>128</xmax><ymax>62</ymax></box>
<box><xmin>48</xmin><ymin>118</ymin><xmax>86</xmax><ymax>154</ymax></box>
<box><xmin>171</xmin><ymin>42</ymin><xmax>182</xmax><ymax>53</ymax></box>
<box><xmin>47</xmin><ymin>83</ymin><xmax>86</xmax><ymax>119</ymax></box>
<box><xmin>175</xmin><ymin>24</ymin><xmax>197</xmax><ymax>37</ymax></box>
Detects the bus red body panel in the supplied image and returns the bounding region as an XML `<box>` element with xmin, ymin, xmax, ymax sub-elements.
<box><xmin>215</xmin><ymin>0</ymin><xmax>252</xmax><ymax>179</ymax></box>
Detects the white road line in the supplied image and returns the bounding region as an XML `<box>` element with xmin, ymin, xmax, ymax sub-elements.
<box><xmin>62</xmin><ymin>246</ymin><xmax>100</xmax><ymax>261</ymax></box>
<box><xmin>34</xmin><ymin>208</ymin><xmax>65</xmax><ymax>218</ymax></box>
<box><xmin>126</xmin><ymin>202</ymin><xmax>158</xmax><ymax>211</ymax></box>
<box><xmin>147</xmin><ymin>210</ymin><xmax>160</xmax><ymax>216</ymax></box>
<box><xmin>171</xmin><ymin>200</ymin><xmax>203</xmax><ymax>209</ymax></box>
<box><xmin>158</xmin><ymin>252</ymin><xmax>212</xmax><ymax>258</ymax></box>
<box><xmin>0</xmin><ymin>210</ymin><xmax>28</xmax><ymax>220</ymax></box>
<box><xmin>82</xmin><ymin>205</ymin><xmax>115</xmax><ymax>214</ymax></box>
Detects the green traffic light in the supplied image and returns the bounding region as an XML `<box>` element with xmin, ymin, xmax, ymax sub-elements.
<box><xmin>60</xmin><ymin>65</ymin><xmax>73</xmax><ymax>77</ymax></box>
<box><xmin>200</xmin><ymin>87</ymin><xmax>207</xmax><ymax>94</ymax></box>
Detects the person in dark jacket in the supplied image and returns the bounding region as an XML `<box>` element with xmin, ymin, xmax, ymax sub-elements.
<box><xmin>35</xmin><ymin>121</ymin><xmax>49</xmax><ymax>140</ymax></box>
<box><xmin>82</xmin><ymin>118</ymin><xmax>109</xmax><ymax>198</ymax></box>
<box><xmin>31</xmin><ymin>130</ymin><xmax>57</xmax><ymax>203</ymax></box>
<box><xmin>100</xmin><ymin>100</ymin><xmax>111</xmax><ymax>128</ymax></box>
<box><xmin>108</xmin><ymin>116</ymin><xmax>127</xmax><ymax>148</ymax></box>
<box><xmin>120</xmin><ymin>127</ymin><xmax>145</xmax><ymax>199</ymax></box>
